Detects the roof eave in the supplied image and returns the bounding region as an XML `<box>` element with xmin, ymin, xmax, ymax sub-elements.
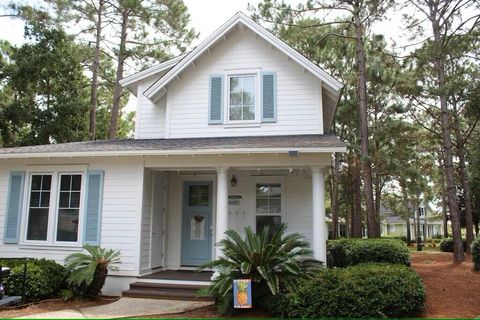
<box><xmin>0</xmin><ymin>146</ymin><xmax>347</xmax><ymax>159</ymax></box>
<box><xmin>119</xmin><ymin>54</ymin><xmax>187</xmax><ymax>90</ymax></box>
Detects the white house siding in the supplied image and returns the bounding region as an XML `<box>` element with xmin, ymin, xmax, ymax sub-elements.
<box><xmin>162</xmin><ymin>27</ymin><xmax>323</xmax><ymax>139</ymax></box>
<box><xmin>139</xmin><ymin>169</ymin><xmax>153</xmax><ymax>273</ymax></box>
<box><xmin>0</xmin><ymin>157</ymin><xmax>144</xmax><ymax>280</ymax></box>
<box><xmin>135</xmin><ymin>77</ymin><xmax>167</xmax><ymax>139</ymax></box>
<box><xmin>163</xmin><ymin>170</ymin><xmax>316</xmax><ymax>269</ymax></box>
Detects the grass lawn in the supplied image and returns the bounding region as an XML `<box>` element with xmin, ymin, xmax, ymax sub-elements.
<box><xmin>408</xmin><ymin>245</ymin><xmax>441</xmax><ymax>252</ymax></box>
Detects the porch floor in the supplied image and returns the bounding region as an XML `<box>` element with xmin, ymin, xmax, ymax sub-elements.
<box><xmin>140</xmin><ymin>270</ymin><xmax>213</xmax><ymax>281</ymax></box>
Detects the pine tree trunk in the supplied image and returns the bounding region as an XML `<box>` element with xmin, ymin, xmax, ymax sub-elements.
<box><xmin>353</xmin><ymin>6</ymin><xmax>376</xmax><ymax>238</ymax></box>
<box><xmin>438</xmin><ymin>149</ymin><xmax>449</xmax><ymax>237</ymax></box>
<box><xmin>453</xmin><ymin>104</ymin><xmax>474</xmax><ymax>253</ymax></box>
<box><xmin>415</xmin><ymin>201</ymin><xmax>422</xmax><ymax>251</ymax></box>
<box><xmin>374</xmin><ymin>175</ymin><xmax>382</xmax><ymax>237</ymax></box>
<box><xmin>351</xmin><ymin>155</ymin><xmax>363</xmax><ymax>238</ymax></box>
<box><xmin>89</xmin><ymin>0</ymin><xmax>103</xmax><ymax>141</ymax></box>
<box><xmin>109</xmin><ymin>8</ymin><xmax>128</xmax><ymax>140</ymax></box>
<box><xmin>429</xmin><ymin>1</ymin><xmax>464</xmax><ymax>262</ymax></box>
<box><xmin>331</xmin><ymin>153</ymin><xmax>340</xmax><ymax>239</ymax></box>
<box><xmin>406</xmin><ymin>215</ymin><xmax>411</xmax><ymax>244</ymax></box>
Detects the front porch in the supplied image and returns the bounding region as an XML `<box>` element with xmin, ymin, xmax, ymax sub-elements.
<box><xmin>137</xmin><ymin>152</ymin><xmax>331</xmax><ymax>277</ymax></box>
<box><xmin>139</xmin><ymin>169</ymin><xmax>328</xmax><ymax>276</ymax></box>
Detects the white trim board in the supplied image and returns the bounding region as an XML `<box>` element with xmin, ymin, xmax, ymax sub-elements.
<box><xmin>0</xmin><ymin>146</ymin><xmax>347</xmax><ymax>159</ymax></box>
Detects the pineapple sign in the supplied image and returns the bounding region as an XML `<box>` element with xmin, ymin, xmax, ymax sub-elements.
<box><xmin>233</xmin><ymin>279</ymin><xmax>252</xmax><ymax>308</ymax></box>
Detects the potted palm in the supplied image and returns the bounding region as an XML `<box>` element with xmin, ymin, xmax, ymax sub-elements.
<box><xmin>201</xmin><ymin>224</ymin><xmax>321</xmax><ymax>314</ymax></box>
<box><xmin>65</xmin><ymin>245</ymin><xmax>120</xmax><ymax>298</ymax></box>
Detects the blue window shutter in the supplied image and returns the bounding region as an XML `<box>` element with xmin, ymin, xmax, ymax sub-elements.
<box><xmin>3</xmin><ymin>172</ymin><xmax>25</xmax><ymax>244</ymax></box>
<box><xmin>84</xmin><ymin>171</ymin><xmax>104</xmax><ymax>245</ymax></box>
<box><xmin>262</xmin><ymin>72</ymin><xmax>277</xmax><ymax>122</ymax></box>
<box><xmin>208</xmin><ymin>75</ymin><xmax>224</xmax><ymax>124</ymax></box>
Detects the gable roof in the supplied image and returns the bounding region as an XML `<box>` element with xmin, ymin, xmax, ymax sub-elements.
<box><xmin>119</xmin><ymin>54</ymin><xmax>187</xmax><ymax>95</ymax></box>
<box><xmin>141</xmin><ymin>12</ymin><xmax>343</xmax><ymax>102</ymax></box>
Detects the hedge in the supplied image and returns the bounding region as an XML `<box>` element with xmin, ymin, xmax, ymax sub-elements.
<box><xmin>327</xmin><ymin>238</ymin><xmax>411</xmax><ymax>267</ymax></box>
<box><xmin>472</xmin><ymin>238</ymin><xmax>480</xmax><ymax>271</ymax></box>
<box><xmin>439</xmin><ymin>237</ymin><xmax>467</xmax><ymax>252</ymax></box>
<box><xmin>0</xmin><ymin>258</ymin><xmax>66</xmax><ymax>301</ymax></box>
<box><xmin>272</xmin><ymin>263</ymin><xmax>425</xmax><ymax>318</ymax></box>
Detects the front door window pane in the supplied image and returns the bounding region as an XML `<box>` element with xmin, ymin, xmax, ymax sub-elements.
<box><xmin>229</xmin><ymin>75</ymin><xmax>255</xmax><ymax>121</ymax></box>
<box><xmin>27</xmin><ymin>174</ymin><xmax>52</xmax><ymax>241</ymax></box>
<box><xmin>56</xmin><ymin>174</ymin><xmax>82</xmax><ymax>242</ymax></box>
<box><xmin>188</xmin><ymin>185</ymin><xmax>209</xmax><ymax>206</ymax></box>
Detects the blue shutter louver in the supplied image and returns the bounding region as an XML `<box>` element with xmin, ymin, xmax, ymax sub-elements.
<box><xmin>84</xmin><ymin>171</ymin><xmax>104</xmax><ymax>245</ymax></box>
<box><xmin>208</xmin><ymin>75</ymin><xmax>224</xmax><ymax>124</ymax></box>
<box><xmin>3</xmin><ymin>172</ymin><xmax>25</xmax><ymax>244</ymax></box>
<box><xmin>262</xmin><ymin>72</ymin><xmax>277</xmax><ymax>122</ymax></box>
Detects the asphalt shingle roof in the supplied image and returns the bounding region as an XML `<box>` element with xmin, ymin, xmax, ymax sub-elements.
<box><xmin>0</xmin><ymin>134</ymin><xmax>345</xmax><ymax>155</ymax></box>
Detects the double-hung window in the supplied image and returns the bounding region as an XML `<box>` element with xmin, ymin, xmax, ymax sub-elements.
<box><xmin>56</xmin><ymin>174</ymin><xmax>82</xmax><ymax>242</ymax></box>
<box><xmin>26</xmin><ymin>174</ymin><xmax>52</xmax><ymax>241</ymax></box>
<box><xmin>24</xmin><ymin>170</ymin><xmax>84</xmax><ymax>245</ymax></box>
<box><xmin>228</xmin><ymin>75</ymin><xmax>256</xmax><ymax>122</ymax></box>
<box><xmin>255</xmin><ymin>183</ymin><xmax>283</xmax><ymax>234</ymax></box>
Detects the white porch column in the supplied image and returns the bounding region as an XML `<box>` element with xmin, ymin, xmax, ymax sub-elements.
<box><xmin>311</xmin><ymin>167</ymin><xmax>327</xmax><ymax>263</ymax></box>
<box><xmin>215</xmin><ymin>167</ymin><xmax>229</xmax><ymax>259</ymax></box>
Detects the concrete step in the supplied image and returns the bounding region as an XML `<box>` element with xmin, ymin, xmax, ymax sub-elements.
<box><xmin>122</xmin><ymin>282</ymin><xmax>213</xmax><ymax>301</ymax></box>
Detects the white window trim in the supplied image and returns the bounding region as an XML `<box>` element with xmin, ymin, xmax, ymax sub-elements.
<box><xmin>20</xmin><ymin>165</ymin><xmax>87</xmax><ymax>248</ymax></box>
<box><xmin>252</xmin><ymin>177</ymin><xmax>286</xmax><ymax>233</ymax></box>
<box><xmin>53</xmin><ymin>172</ymin><xmax>87</xmax><ymax>246</ymax></box>
<box><xmin>224</xmin><ymin>68</ymin><xmax>261</xmax><ymax>125</ymax></box>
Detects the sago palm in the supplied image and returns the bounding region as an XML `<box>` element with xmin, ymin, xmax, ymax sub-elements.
<box><xmin>201</xmin><ymin>224</ymin><xmax>321</xmax><ymax>313</ymax></box>
<box><xmin>65</xmin><ymin>244</ymin><xmax>121</xmax><ymax>298</ymax></box>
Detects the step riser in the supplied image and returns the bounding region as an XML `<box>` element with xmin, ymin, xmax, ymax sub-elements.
<box><xmin>122</xmin><ymin>281</ymin><xmax>213</xmax><ymax>301</ymax></box>
<box><xmin>123</xmin><ymin>292</ymin><xmax>213</xmax><ymax>301</ymax></box>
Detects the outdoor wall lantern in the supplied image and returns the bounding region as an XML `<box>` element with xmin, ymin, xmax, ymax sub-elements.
<box><xmin>230</xmin><ymin>175</ymin><xmax>237</xmax><ymax>187</ymax></box>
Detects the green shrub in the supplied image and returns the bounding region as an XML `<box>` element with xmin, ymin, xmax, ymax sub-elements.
<box><xmin>200</xmin><ymin>224</ymin><xmax>321</xmax><ymax>315</ymax></box>
<box><xmin>327</xmin><ymin>238</ymin><xmax>411</xmax><ymax>267</ymax></box>
<box><xmin>472</xmin><ymin>238</ymin><xmax>480</xmax><ymax>271</ymax></box>
<box><xmin>65</xmin><ymin>245</ymin><xmax>121</xmax><ymax>299</ymax></box>
<box><xmin>439</xmin><ymin>237</ymin><xmax>467</xmax><ymax>252</ymax></box>
<box><xmin>272</xmin><ymin>263</ymin><xmax>425</xmax><ymax>318</ymax></box>
<box><xmin>0</xmin><ymin>258</ymin><xmax>66</xmax><ymax>301</ymax></box>
<box><xmin>382</xmin><ymin>235</ymin><xmax>409</xmax><ymax>244</ymax></box>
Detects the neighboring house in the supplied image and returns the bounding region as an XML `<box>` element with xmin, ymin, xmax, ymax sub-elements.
<box><xmin>0</xmin><ymin>12</ymin><xmax>345</xmax><ymax>295</ymax></box>
<box><xmin>380</xmin><ymin>201</ymin><xmax>443</xmax><ymax>240</ymax></box>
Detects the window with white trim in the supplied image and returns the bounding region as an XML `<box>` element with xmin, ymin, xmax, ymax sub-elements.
<box><xmin>227</xmin><ymin>74</ymin><xmax>257</xmax><ymax>122</ymax></box>
<box><xmin>26</xmin><ymin>174</ymin><xmax>52</xmax><ymax>241</ymax></box>
<box><xmin>255</xmin><ymin>183</ymin><xmax>282</xmax><ymax>234</ymax></box>
<box><xmin>24</xmin><ymin>170</ymin><xmax>84</xmax><ymax>245</ymax></box>
<box><xmin>56</xmin><ymin>174</ymin><xmax>82</xmax><ymax>242</ymax></box>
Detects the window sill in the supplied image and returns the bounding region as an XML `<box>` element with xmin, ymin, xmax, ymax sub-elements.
<box><xmin>19</xmin><ymin>244</ymin><xmax>84</xmax><ymax>251</ymax></box>
<box><xmin>223</xmin><ymin>123</ymin><xmax>261</xmax><ymax>128</ymax></box>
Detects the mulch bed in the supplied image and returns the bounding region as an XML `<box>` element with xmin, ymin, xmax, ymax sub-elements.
<box><xmin>0</xmin><ymin>297</ymin><xmax>115</xmax><ymax>318</ymax></box>
<box><xmin>411</xmin><ymin>251</ymin><xmax>480</xmax><ymax>318</ymax></box>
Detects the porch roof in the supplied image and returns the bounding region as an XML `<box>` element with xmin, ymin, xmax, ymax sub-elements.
<box><xmin>0</xmin><ymin>134</ymin><xmax>346</xmax><ymax>158</ymax></box>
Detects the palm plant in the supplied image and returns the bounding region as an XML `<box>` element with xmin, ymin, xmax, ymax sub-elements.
<box><xmin>201</xmin><ymin>224</ymin><xmax>321</xmax><ymax>314</ymax></box>
<box><xmin>65</xmin><ymin>244</ymin><xmax>120</xmax><ymax>298</ymax></box>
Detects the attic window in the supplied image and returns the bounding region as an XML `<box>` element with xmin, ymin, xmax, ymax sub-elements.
<box><xmin>227</xmin><ymin>75</ymin><xmax>257</xmax><ymax>122</ymax></box>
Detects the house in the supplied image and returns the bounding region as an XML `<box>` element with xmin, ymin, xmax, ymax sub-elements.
<box><xmin>380</xmin><ymin>201</ymin><xmax>443</xmax><ymax>240</ymax></box>
<box><xmin>0</xmin><ymin>12</ymin><xmax>345</xmax><ymax>296</ymax></box>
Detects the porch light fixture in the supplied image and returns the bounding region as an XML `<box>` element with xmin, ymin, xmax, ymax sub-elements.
<box><xmin>230</xmin><ymin>175</ymin><xmax>237</xmax><ymax>187</ymax></box>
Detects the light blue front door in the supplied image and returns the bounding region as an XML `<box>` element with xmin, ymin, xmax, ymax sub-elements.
<box><xmin>181</xmin><ymin>181</ymin><xmax>213</xmax><ymax>266</ymax></box>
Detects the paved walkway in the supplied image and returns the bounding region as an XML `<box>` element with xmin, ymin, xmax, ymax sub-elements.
<box><xmin>18</xmin><ymin>297</ymin><xmax>214</xmax><ymax>319</ymax></box>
